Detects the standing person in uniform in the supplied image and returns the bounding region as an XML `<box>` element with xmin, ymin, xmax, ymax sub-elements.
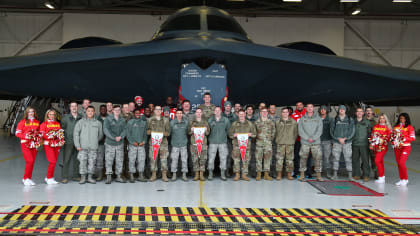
<box><xmin>275</xmin><ymin>107</ymin><xmax>298</xmax><ymax>180</ymax></box>
<box><xmin>134</xmin><ymin>96</ymin><xmax>145</xmax><ymax>111</ymax></box>
<box><xmin>352</xmin><ymin>107</ymin><xmax>372</xmax><ymax>182</ymax></box>
<box><xmin>16</xmin><ymin>107</ymin><xmax>40</xmax><ymax>186</ymax></box>
<box><xmin>143</xmin><ymin>107</ymin><xmax>152</xmax><ymax>120</ymax></box>
<box><xmin>126</xmin><ymin>109</ymin><xmax>148</xmax><ymax>183</ymax></box>
<box><xmin>198</xmin><ymin>92</ymin><xmax>216</xmax><ymax>121</ymax></box>
<box><xmin>79</xmin><ymin>99</ymin><xmax>91</xmax><ymax>117</ymax></box>
<box><xmin>188</xmin><ymin>108</ymin><xmax>210</xmax><ymax>181</ymax></box>
<box><xmin>254</xmin><ymin>107</ymin><xmax>276</xmax><ymax>181</ymax></box>
<box><xmin>122</xmin><ymin>103</ymin><xmax>132</xmax><ymax>179</ymax></box>
<box><xmin>208</xmin><ymin>106</ymin><xmax>230</xmax><ymax>181</ymax></box>
<box><xmin>234</xmin><ymin>103</ymin><xmax>241</xmax><ymax>116</ymax></box>
<box><xmin>103</xmin><ymin>105</ymin><xmax>127</xmax><ymax>184</ymax></box>
<box><xmin>181</xmin><ymin>100</ymin><xmax>195</xmax><ymax>123</ymax></box>
<box><xmin>128</xmin><ymin>102</ymin><xmax>136</xmax><ymax>114</ymax></box>
<box><xmin>122</xmin><ymin>104</ymin><xmax>132</xmax><ymax>121</ymax></box>
<box><xmin>229</xmin><ymin>110</ymin><xmax>256</xmax><ymax>181</ymax></box>
<box><xmin>319</xmin><ymin>105</ymin><xmax>334</xmax><ymax>178</ymax></box>
<box><xmin>392</xmin><ymin>113</ymin><xmax>415</xmax><ymax>186</ymax></box>
<box><xmin>298</xmin><ymin>103</ymin><xmax>323</xmax><ymax>182</ymax></box>
<box><xmin>365</xmin><ymin>106</ymin><xmax>378</xmax><ymax>179</ymax></box>
<box><xmin>147</xmin><ymin>105</ymin><xmax>171</xmax><ymax>182</ymax></box>
<box><xmin>330</xmin><ymin>105</ymin><xmax>355</xmax><ymax>180</ymax></box>
<box><xmin>95</xmin><ymin>105</ymin><xmax>107</xmax><ymax>181</ymax></box>
<box><xmin>74</xmin><ymin>106</ymin><xmax>103</xmax><ymax>184</ymax></box>
<box><xmin>61</xmin><ymin>102</ymin><xmax>82</xmax><ymax>183</ymax></box>
<box><xmin>170</xmin><ymin>109</ymin><xmax>189</xmax><ymax>181</ymax></box>
<box><xmin>291</xmin><ymin>101</ymin><xmax>308</xmax><ymax>178</ymax></box>
<box><xmin>40</xmin><ymin>109</ymin><xmax>61</xmax><ymax>185</ymax></box>
<box><xmin>245</xmin><ymin>105</ymin><xmax>257</xmax><ymax>122</ymax></box>
<box><xmin>223</xmin><ymin>101</ymin><xmax>237</xmax><ymax>177</ymax></box>
<box><xmin>370</xmin><ymin>114</ymin><xmax>392</xmax><ymax>184</ymax></box>
<box><xmin>245</xmin><ymin>104</ymin><xmax>257</xmax><ymax>176</ymax></box>
<box><xmin>165</xmin><ymin>96</ymin><xmax>177</xmax><ymax>108</ymax></box>
<box><xmin>268</xmin><ymin>105</ymin><xmax>280</xmax><ymax>122</ymax></box>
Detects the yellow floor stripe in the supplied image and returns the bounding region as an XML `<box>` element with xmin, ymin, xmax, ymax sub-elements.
<box><xmin>25</xmin><ymin>205</ymin><xmax>42</xmax><ymax>221</ymax></box>
<box><xmin>168</xmin><ymin>207</ymin><xmax>179</xmax><ymax>222</ymax></box>
<box><xmin>239</xmin><ymin>208</ymin><xmax>260</xmax><ymax>224</ymax></box>
<box><xmin>38</xmin><ymin>206</ymin><xmax>55</xmax><ymax>221</ymax></box>
<box><xmin>384</xmin><ymin>160</ymin><xmax>420</xmax><ymax>174</ymax></box>
<box><xmin>204</xmin><ymin>207</ymin><xmax>219</xmax><ymax>223</ymax></box>
<box><xmin>347</xmin><ymin>209</ymin><xmax>379</xmax><ymax>225</ymax></box>
<box><xmin>288</xmin><ymin>208</ymin><xmax>312</xmax><ymax>224</ymax></box>
<box><xmin>216</xmin><ymin>208</ymin><xmax>233</xmax><ymax>223</ymax></box>
<box><xmin>360</xmin><ymin>209</ymin><xmax>391</xmax><ymax>225</ymax></box>
<box><xmin>63</xmin><ymin>206</ymin><xmax>77</xmax><ymax>222</ymax></box>
<box><xmin>92</xmin><ymin>206</ymin><xmax>102</xmax><ymax>221</ymax></box>
<box><xmin>180</xmin><ymin>207</ymin><xmax>192</xmax><ymax>222</ymax></box>
<box><xmin>105</xmin><ymin>206</ymin><xmax>114</xmax><ymax>222</ymax></box>
<box><xmin>250</xmin><ymin>208</ymin><xmax>271</xmax><ymax>224</ymax></box>
<box><xmin>320</xmin><ymin>209</ymin><xmax>345</xmax><ymax>225</ymax></box>
<box><xmin>371</xmin><ymin>209</ymin><xmax>399</xmax><ymax>225</ymax></box>
<box><xmin>78</xmin><ymin>206</ymin><xmax>90</xmax><ymax>221</ymax></box>
<box><xmin>157</xmin><ymin>207</ymin><xmax>165</xmax><ymax>222</ymax></box>
<box><xmin>299</xmin><ymin>208</ymin><xmax>326</xmax><ymax>224</ymax></box>
<box><xmin>144</xmin><ymin>207</ymin><xmax>152</xmax><ymax>222</ymax></box>
<box><xmin>118</xmin><ymin>206</ymin><xmax>126</xmax><ymax>222</ymax></box>
<box><xmin>229</xmin><ymin>208</ymin><xmax>247</xmax><ymax>224</ymax></box>
<box><xmin>0</xmin><ymin>154</ymin><xmax>22</xmax><ymax>163</ymax></box>
<box><xmin>275</xmin><ymin>208</ymin><xmax>300</xmax><ymax>224</ymax></box>
<box><xmin>334</xmin><ymin>209</ymin><xmax>365</xmax><ymax>225</ymax></box>
<box><xmin>192</xmin><ymin>207</ymin><xmax>206</xmax><ymax>222</ymax></box>
<box><xmin>8</xmin><ymin>205</ymin><xmax>31</xmax><ymax>221</ymax></box>
<box><xmin>132</xmin><ymin>206</ymin><xmax>139</xmax><ymax>222</ymax></box>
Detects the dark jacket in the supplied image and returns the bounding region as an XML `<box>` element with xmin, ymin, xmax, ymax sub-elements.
<box><xmin>321</xmin><ymin>116</ymin><xmax>334</xmax><ymax>142</ymax></box>
<box><xmin>352</xmin><ymin>118</ymin><xmax>372</xmax><ymax>146</ymax></box>
<box><xmin>330</xmin><ymin>115</ymin><xmax>355</xmax><ymax>144</ymax></box>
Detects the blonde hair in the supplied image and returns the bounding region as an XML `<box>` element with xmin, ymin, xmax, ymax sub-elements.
<box><xmin>44</xmin><ymin>109</ymin><xmax>57</xmax><ymax>122</ymax></box>
<box><xmin>378</xmin><ymin>113</ymin><xmax>392</xmax><ymax>130</ymax></box>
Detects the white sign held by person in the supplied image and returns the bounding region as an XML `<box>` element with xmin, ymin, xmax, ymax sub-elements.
<box><xmin>237</xmin><ymin>133</ymin><xmax>249</xmax><ymax>161</ymax></box>
<box><xmin>151</xmin><ymin>132</ymin><xmax>163</xmax><ymax>160</ymax></box>
<box><xmin>193</xmin><ymin>127</ymin><xmax>206</xmax><ymax>157</ymax></box>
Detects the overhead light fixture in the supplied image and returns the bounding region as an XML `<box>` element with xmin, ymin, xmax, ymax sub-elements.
<box><xmin>340</xmin><ymin>0</ymin><xmax>359</xmax><ymax>2</ymax></box>
<box><xmin>392</xmin><ymin>0</ymin><xmax>412</xmax><ymax>2</ymax></box>
<box><xmin>351</xmin><ymin>7</ymin><xmax>361</xmax><ymax>15</ymax></box>
<box><xmin>283</xmin><ymin>0</ymin><xmax>302</xmax><ymax>2</ymax></box>
<box><xmin>44</xmin><ymin>1</ymin><xmax>56</xmax><ymax>9</ymax></box>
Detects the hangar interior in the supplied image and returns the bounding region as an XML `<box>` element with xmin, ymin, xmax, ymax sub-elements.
<box><xmin>0</xmin><ymin>0</ymin><xmax>420</xmax><ymax>235</ymax></box>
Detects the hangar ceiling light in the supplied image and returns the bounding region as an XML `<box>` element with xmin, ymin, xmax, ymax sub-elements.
<box><xmin>340</xmin><ymin>0</ymin><xmax>359</xmax><ymax>2</ymax></box>
<box><xmin>392</xmin><ymin>0</ymin><xmax>413</xmax><ymax>2</ymax></box>
<box><xmin>44</xmin><ymin>1</ymin><xmax>56</xmax><ymax>9</ymax></box>
<box><xmin>283</xmin><ymin>0</ymin><xmax>302</xmax><ymax>2</ymax></box>
<box><xmin>351</xmin><ymin>7</ymin><xmax>361</xmax><ymax>15</ymax></box>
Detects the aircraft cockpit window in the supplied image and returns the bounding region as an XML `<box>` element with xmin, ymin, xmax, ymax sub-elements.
<box><xmin>160</xmin><ymin>15</ymin><xmax>201</xmax><ymax>32</ymax></box>
<box><xmin>207</xmin><ymin>15</ymin><xmax>246</xmax><ymax>35</ymax></box>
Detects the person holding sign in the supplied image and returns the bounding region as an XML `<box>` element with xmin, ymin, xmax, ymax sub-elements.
<box><xmin>188</xmin><ymin>108</ymin><xmax>210</xmax><ymax>181</ymax></box>
<box><xmin>228</xmin><ymin>109</ymin><xmax>257</xmax><ymax>181</ymax></box>
<box><xmin>147</xmin><ymin>105</ymin><xmax>171</xmax><ymax>182</ymax></box>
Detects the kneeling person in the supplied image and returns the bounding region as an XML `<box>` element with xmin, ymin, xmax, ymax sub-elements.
<box><xmin>126</xmin><ymin>109</ymin><xmax>148</xmax><ymax>183</ymax></box>
<box><xmin>74</xmin><ymin>106</ymin><xmax>103</xmax><ymax>184</ymax></box>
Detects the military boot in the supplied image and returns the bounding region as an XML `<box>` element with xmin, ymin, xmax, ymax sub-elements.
<box><xmin>193</xmin><ymin>172</ymin><xmax>199</xmax><ymax>181</ymax></box>
<box><xmin>96</xmin><ymin>171</ymin><xmax>103</xmax><ymax>182</ymax></box>
<box><xmin>172</xmin><ymin>172</ymin><xmax>177</xmax><ymax>181</ymax></box>
<box><xmin>316</xmin><ymin>172</ymin><xmax>324</xmax><ymax>182</ymax></box>
<box><xmin>129</xmin><ymin>173</ymin><xmax>135</xmax><ymax>183</ymax></box>
<box><xmin>199</xmin><ymin>171</ymin><xmax>205</xmax><ymax>181</ymax></box>
<box><xmin>233</xmin><ymin>172</ymin><xmax>240</xmax><ymax>181</ymax></box>
<box><xmin>331</xmin><ymin>170</ymin><xmax>338</xmax><ymax>180</ymax></box>
<box><xmin>256</xmin><ymin>172</ymin><xmax>262</xmax><ymax>181</ymax></box>
<box><xmin>241</xmin><ymin>173</ymin><xmax>250</xmax><ymax>181</ymax></box>
<box><xmin>208</xmin><ymin>170</ymin><xmax>213</xmax><ymax>181</ymax></box>
<box><xmin>287</xmin><ymin>172</ymin><xmax>293</xmax><ymax>180</ymax></box>
<box><xmin>264</xmin><ymin>172</ymin><xmax>273</xmax><ymax>181</ymax></box>
<box><xmin>348</xmin><ymin>171</ymin><xmax>355</xmax><ymax>181</ymax></box>
<box><xmin>149</xmin><ymin>171</ymin><xmax>157</xmax><ymax>182</ymax></box>
<box><xmin>182</xmin><ymin>172</ymin><xmax>188</xmax><ymax>182</ymax></box>
<box><xmin>298</xmin><ymin>171</ymin><xmax>306</xmax><ymax>182</ymax></box>
<box><xmin>105</xmin><ymin>174</ymin><xmax>112</xmax><ymax>184</ymax></box>
<box><xmin>137</xmin><ymin>172</ymin><xmax>147</xmax><ymax>182</ymax></box>
<box><xmin>220</xmin><ymin>170</ymin><xmax>227</xmax><ymax>181</ymax></box>
<box><xmin>115</xmin><ymin>175</ymin><xmax>126</xmax><ymax>183</ymax></box>
<box><xmin>276</xmin><ymin>171</ymin><xmax>282</xmax><ymax>180</ymax></box>
<box><xmin>79</xmin><ymin>174</ymin><xmax>87</xmax><ymax>184</ymax></box>
<box><xmin>162</xmin><ymin>171</ymin><xmax>168</xmax><ymax>182</ymax></box>
<box><xmin>87</xmin><ymin>174</ymin><xmax>96</xmax><ymax>184</ymax></box>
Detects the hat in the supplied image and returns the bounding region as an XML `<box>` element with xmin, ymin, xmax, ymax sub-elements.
<box><xmin>320</xmin><ymin>105</ymin><xmax>328</xmax><ymax>111</ymax></box>
<box><xmin>338</xmin><ymin>105</ymin><xmax>347</xmax><ymax>111</ymax></box>
<box><xmin>224</xmin><ymin>101</ymin><xmax>232</xmax><ymax>107</ymax></box>
<box><xmin>163</xmin><ymin>106</ymin><xmax>170</xmax><ymax>112</ymax></box>
<box><xmin>134</xmin><ymin>96</ymin><xmax>143</xmax><ymax>103</ymax></box>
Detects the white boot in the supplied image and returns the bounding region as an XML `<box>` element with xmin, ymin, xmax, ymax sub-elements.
<box><xmin>400</xmin><ymin>179</ymin><xmax>409</xmax><ymax>186</ymax></box>
<box><xmin>45</xmin><ymin>178</ymin><xmax>59</xmax><ymax>185</ymax></box>
<box><xmin>27</xmin><ymin>179</ymin><xmax>36</xmax><ymax>186</ymax></box>
<box><xmin>395</xmin><ymin>180</ymin><xmax>403</xmax><ymax>186</ymax></box>
<box><xmin>23</xmin><ymin>179</ymin><xmax>32</xmax><ymax>186</ymax></box>
<box><xmin>375</xmin><ymin>176</ymin><xmax>385</xmax><ymax>184</ymax></box>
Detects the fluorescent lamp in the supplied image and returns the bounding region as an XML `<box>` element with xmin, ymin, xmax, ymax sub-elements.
<box><xmin>351</xmin><ymin>8</ymin><xmax>361</xmax><ymax>15</ymax></box>
<box><xmin>283</xmin><ymin>0</ymin><xmax>302</xmax><ymax>2</ymax></box>
<box><xmin>44</xmin><ymin>1</ymin><xmax>56</xmax><ymax>9</ymax></box>
<box><xmin>340</xmin><ymin>0</ymin><xmax>359</xmax><ymax>2</ymax></box>
<box><xmin>392</xmin><ymin>0</ymin><xmax>412</xmax><ymax>2</ymax></box>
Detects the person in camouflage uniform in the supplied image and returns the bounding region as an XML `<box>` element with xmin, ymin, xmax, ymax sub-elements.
<box><xmin>170</xmin><ymin>110</ymin><xmax>189</xmax><ymax>182</ymax></box>
<box><xmin>147</xmin><ymin>105</ymin><xmax>171</xmax><ymax>182</ymax></box>
<box><xmin>126</xmin><ymin>109</ymin><xmax>148</xmax><ymax>183</ymax></box>
<box><xmin>188</xmin><ymin>108</ymin><xmax>210</xmax><ymax>181</ymax></box>
<box><xmin>319</xmin><ymin>105</ymin><xmax>334</xmax><ymax>179</ymax></box>
<box><xmin>254</xmin><ymin>107</ymin><xmax>276</xmax><ymax>181</ymax></box>
<box><xmin>74</xmin><ymin>106</ymin><xmax>103</xmax><ymax>184</ymax></box>
<box><xmin>228</xmin><ymin>109</ymin><xmax>257</xmax><ymax>181</ymax></box>
<box><xmin>103</xmin><ymin>105</ymin><xmax>127</xmax><ymax>184</ymax></box>
<box><xmin>275</xmin><ymin>107</ymin><xmax>298</xmax><ymax>180</ymax></box>
<box><xmin>198</xmin><ymin>92</ymin><xmax>216</xmax><ymax>121</ymax></box>
<box><xmin>330</xmin><ymin>105</ymin><xmax>355</xmax><ymax>180</ymax></box>
<box><xmin>95</xmin><ymin>105</ymin><xmax>108</xmax><ymax>181</ymax></box>
<box><xmin>222</xmin><ymin>101</ymin><xmax>237</xmax><ymax>177</ymax></box>
<box><xmin>365</xmin><ymin>106</ymin><xmax>378</xmax><ymax>179</ymax></box>
<box><xmin>298</xmin><ymin>103</ymin><xmax>323</xmax><ymax>182</ymax></box>
<box><xmin>207</xmin><ymin>106</ymin><xmax>231</xmax><ymax>181</ymax></box>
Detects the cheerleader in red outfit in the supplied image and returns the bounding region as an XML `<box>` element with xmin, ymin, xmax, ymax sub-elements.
<box><xmin>391</xmin><ymin>113</ymin><xmax>415</xmax><ymax>186</ymax></box>
<box><xmin>15</xmin><ymin>107</ymin><xmax>40</xmax><ymax>186</ymax></box>
<box><xmin>40</xmin><ymin>109</ymin><xmax>61</xmax><ymax>185</ymax></box>
<box><xmin>369</xmin><ymin>114</ymin><xmax>392</xmax><ymax>184</ymax></box>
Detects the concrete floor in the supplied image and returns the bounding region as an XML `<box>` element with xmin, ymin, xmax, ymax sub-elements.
<box><xmin>0</xmin><ymin>130</ymin><xmax>419</xmax><ymax>225</ymax></box>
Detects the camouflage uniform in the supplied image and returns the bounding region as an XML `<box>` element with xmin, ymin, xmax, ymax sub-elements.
<box><xmin>126</xmin><ymin>116</ymin><xmax>148</xmax><ymax>174</ymax></box>
<box><xmin>320</xmin><ymin>115</ymin><xmax>334</xmax><ymax>171</ymax></box>
<box><xmin>147</xmin><ymin>115</ymin><xmax>171</xmax><ymax>172</ymax></box>
<box><xmin>188</xmin><ymin>119</ymin><xmax>210</xmax><ymax>172</ymax></box>
<box><xmin>77</xmin><ymin>150</ymin><xmax>98</xmax><ymax>174</ymax></box>
<box><xmin>223</xmin><ymin>111</ymin><xmax>237</xmax><ymax>175</ymax></box>
<box><xmin>208</xmin><ymin>116</ymin><xmax>231</xmax><ymax>171</ymax></box>
<box><xmin>330</xmin><ymin>115</ymin><xmax>355</xmax><ymax>172</ymax></box>
<box><xmin>255</xmin><ymin>118</ymin><xmax>276</xmax><ymax>172</ymax></box>
<box><xmin>275</xmin><ymin>118</ymin><xmax>298</xmax><ymax>172</ymax></box>
<box><xmin>298</xmin><ymin>113</ymin><xmax>323</xmax><ymax>173</ymax></box>
<box><xmin>122</xmin><ymin>112</ymin><xmax>133</xmax><ymax>176</ymax></box>
<box><xmin>103</xmin><ymin>116</ymin><xmax>126</xmax><ymax>175</ymax></box>
<box><xmin>95</xmin><ymin>115</ymin><xmax>107</xmax><ymax>175</ymax></box>
<box><xmin>228</xmin><ymin>120</ymin><xmax>256</xmax><ymax>174</ymax></box>
<box><xmin>198</xmin><ymin>104</ymin><xmax>216</xmax><ymax>121</ymax></box>
<box><xmin>170</xmin><ymin>117</ymin><xmax>189</xmax><ymax>173</ymax></box>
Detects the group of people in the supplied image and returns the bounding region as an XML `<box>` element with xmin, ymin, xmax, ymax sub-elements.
<box><xmin>16</xmin><ymin>93</ymin><xmax>415</xmax><ymax>187</ymax></box>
